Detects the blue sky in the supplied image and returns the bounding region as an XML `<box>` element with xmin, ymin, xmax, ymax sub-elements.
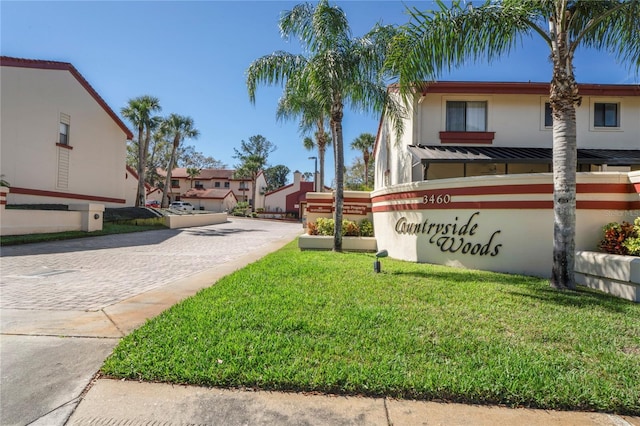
<box><xmin>1</xmin><ymin>1</ymin><xmax>637</xmax><ymax>186</ymax></box>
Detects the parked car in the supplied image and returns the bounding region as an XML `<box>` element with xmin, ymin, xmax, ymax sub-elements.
<box><xmin>170</xmin><ymin>201</ymin><xmax>195</xmax><ymax>211</ymax></box>
<box><xmin>145</xmin><ymin>200</ymin><xmax>160</xmax><ymax>208</ymax></box>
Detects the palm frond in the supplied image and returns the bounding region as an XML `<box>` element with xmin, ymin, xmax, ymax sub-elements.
<box><xmin>387</xmin><ymin>0</ymin><xmax>542</xmax><ymax>94</ymax></box>
<box><xmin>246</xmin><ymin>52</ymin><xmax>307</xmax><ymax>103</ymax></box>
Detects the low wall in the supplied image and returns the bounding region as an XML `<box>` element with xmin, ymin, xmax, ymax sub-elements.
<box><xmin>0</xmin><ymin>202</ymin><xmax>105</xmax><ymax>236</ymax></box>
<box><xmin>164</xmin><ymin>212</ymin><xmax>228</xmax><ymax>229</ymax></box>
<box><xmin>304</xmin><ymin>191</ymin><xmax>373</xmax><ymax>228</ymax></box>
<box><xmin>372</xmin><ymin>172</ymin><xmax>640</xmax><ymax>278</ymax></box>
<box><xmin>575</xmin><ymin>251</ymin><xmax>639</xmax><ymax>302</ymax></box>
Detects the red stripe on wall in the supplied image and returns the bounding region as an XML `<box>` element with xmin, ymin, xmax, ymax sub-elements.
<box><xmin>306</xmin><ymin>197</ymin><xmax>372</xmax><ymax>204</ymax></box>
<box><xmin>307</xmin><ymin>198</ymin><xmax>333</xmax><ymax>204</ymax></box>
<box><xmin>372</xmin><ymin>200</ymin><xmax>553</xmax><ymax>212</ymax></box>
<box><xmin>577</xmin><ymin>200</ymin><xmax>640</xmax><ymax>210</ymax></box>
<box><xmin>577</xmin><ymin>183</ymin><xmax>636</xmax><ymax>194</ymax></box>
<box><xmin>10</xmin><ymin>187</ymin><xmax>126</xmax><ymax>204</ymax></box>
<box><xmin>372</xmin><ymin>183</ymin><xmax>635</xmax><ymax>204</ymax></box>
<box><xmin>372</xmin><ymin>199</ymin><xmax>639</xmax><ymax>213</ymax></box>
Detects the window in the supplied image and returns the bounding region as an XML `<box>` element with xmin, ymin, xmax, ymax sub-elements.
<box><xmin>59</xmin><ymin>113</ymin><xmax>71</xmax><ymax>145</ymax></box>
<box><xmin>224</xmin><ymin>182</ymin><xmax>230</xmax><ymax>188</ymax></box>
<box><xmin>544</xmin><ymin>103</ymin><xmax>553</xmax><ymax>127</ymax></box>
<box><xmin>214</xmin><ymin>182</ymin><xmax>220</xmax><ymax>188</ymax></box>
<box><xmin>59</xmin><ymin>123</ymin><xmax>69</xmax><ymax>144</ymax></box>
<box><xmin>171</xmin><ymin>179</ymin><xmax>179</xmax><ymax>188</ymax></box>
<box><xmin>446</xmin><ymin>101</ymin><xmax>487</xmax><ymax>132</ymax></box>
<box><xmin>594</xmin><ymin>103</ymin><xmax>619</xmax><ymax>127</ymax></box>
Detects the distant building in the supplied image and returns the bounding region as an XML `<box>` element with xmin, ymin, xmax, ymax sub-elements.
<box><xmin>160</xmin><ymin>168</ymin><xmax>266</xmax><ymax>210</ymax></box>
<box><xmin>182</xmin><ymin>188</ymin><xmax>238</xmax><ymax>212</ymax></box>
<box><xmin>264</xmin><ymin>170</ymin><xmax>331</xmax><ymax>218</ymax></box>
<box><xmin>0</xmin><ymin>56</ymin><xmax>133</xmax><ymax>206</ymax></box>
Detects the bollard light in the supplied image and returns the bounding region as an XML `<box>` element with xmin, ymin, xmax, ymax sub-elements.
<box><xmin>374</xmin><ymin>249</ymin><xmax>388</xmax><ymax>273</ymax></box>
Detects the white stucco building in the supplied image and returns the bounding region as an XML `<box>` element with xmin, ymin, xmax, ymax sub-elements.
<box><xmin>0</xmin><ymin>56</ymin><xmax>133</xmax><ymax>206</ymax></box>
<box><xmin>375</xmin><ymin>81</ymin><xmax>640</xmax><ymax>188</ymax></box>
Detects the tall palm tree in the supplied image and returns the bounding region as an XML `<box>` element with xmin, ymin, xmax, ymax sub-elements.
<box><xmin>121</xmin><ymin>95</ymin><xmax>162</xmax><ymax>207</ymax></box>
<box><xmin>350</xmin><ymin>133</ymin><xmax>375</xmax><ymax>187</ymax></box>
<box><xmin>186</xmin><ymin>167</ymin><xmax>201</xmax><ymax>188</ymax></box>
<box><xmin>387</xmin><ymin>0</ymin><xmax>639</xmax><ymax>290</ymax></box>
<box><xmin>247</xmin><ymin>0</ymin><xmax>403</xmax><ymax>251</ymax></box>
<box><xmin>276</xmin><ymin>87</ymin><xmax>331</xmax><ymax>192</ymax></box>
<box><xmin>159</xmin><ymin>114</ymin><xmax>199</xmax><ymax>208</ymax></box>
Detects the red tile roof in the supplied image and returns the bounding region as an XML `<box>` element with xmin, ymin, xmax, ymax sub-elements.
<box><xmin>160</xmin><ymin>168</ymin><xmax>251</xmax><ymax>180</ymax></box>
<box><xmin>183</xmin><ymin>188</ymin><xmax>237</xmax><ymax>200</ymax></box>
<box><xmin>1</xmin><ymin>56</ymin><xmax>134</xmax><ymax>139</ymax></box>
<box><xmin>412</xmin><ymin>81</ymin><xmax>640</xmax><ymax>96</ymax></box>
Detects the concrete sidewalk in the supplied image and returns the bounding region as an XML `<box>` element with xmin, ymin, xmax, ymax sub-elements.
<box><xmin>69</xmin><ymin>379</ymin><xmax>639</xmax><ymax>426</ymax></box>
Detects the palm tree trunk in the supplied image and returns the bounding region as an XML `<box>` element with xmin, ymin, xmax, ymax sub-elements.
<box><xmin>319</xmin><ymin>144</ymin><xmax>326</xmax><ymax>192</ymax></box>
<box><xmin>251</xmin><ymin>172</ymin><xmax>258</xmax><ymax>213</ymax></box>
<box><xmin>135</xmin><ymin>127</ymin><xmax>145</xmax><ymax>207</ymax></box>
<box><xmin>550</xmin><ymin>18</ymin><xmax>579</xmax><ymax>290</ymax></box>
<box><xmin>550</xmin><ymin>100</ymin><xmax>577</xmax><ymax>290</ymax></box>
<box><xmin>162</xmin><ymin>137</ymin><xmax>180</xmax><ymax>208</ymax></box>
<box><xmin>332</xmin><ymin>105</ymin><xmax>344</xmax><ymax>252</ymax></box>
<box><xmin>363</xmin><ymin>152</ymin><xmax>370</xmax><ymax>187</ymax></box>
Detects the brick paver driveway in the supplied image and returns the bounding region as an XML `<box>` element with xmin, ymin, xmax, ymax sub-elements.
<box><xmin>0</xmin><ymin>218</ymin><xmax>302</xmax><ymax>311</ymax></box>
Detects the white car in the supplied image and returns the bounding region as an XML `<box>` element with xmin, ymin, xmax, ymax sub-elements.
<box><xmin>170</xmin><ymin>201</ymin><xmax>195</xmax><ymax>211</ymax></box>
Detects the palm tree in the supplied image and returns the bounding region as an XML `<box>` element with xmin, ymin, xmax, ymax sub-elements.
<box><xmin>350</xmin><ymin>133</ymin><xmax>375</xmax><ymax>188</ymax></box>
<box><xmin>121</xmin><ymin>95</ymin><xmax>162</xmax><ymax>207</ymax></box>
<box><xmin>159</xmin><ymin>114</ymin><xmax>199</xmax><ymax>208</ymax></box>
<box><xmin>276</xmin><ymin>88</ymin><xmax>331</xmax><ymax>192</ymax></box>
<box><xmin>186</xmin><ymin>167</ymin><xmax>201</xmax><ymax>188</ymax></box>
<box><xmin>387</xmin><ymin>0</ymin><xmax>639</xmax><ymax>290</ymax></box>
<box><xmin>247</xmin><ymin>0</ymin><xmax>403</xmax><ymax>251</ymax></box>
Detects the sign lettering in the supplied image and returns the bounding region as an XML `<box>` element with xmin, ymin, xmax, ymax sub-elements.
<box><xmin>308</xmin><ymin>206</ymin><xmax>332</xmax><ymax>213</ymax></box>
<box><xmin>343</xmin><ymin>205</ymin><xmax>367</xmax><ymax>215</ymax></box>
<box><xmin>394</xmin><ymin>211</ymin><xmax>502</xmax><ymax>257</ymax></box>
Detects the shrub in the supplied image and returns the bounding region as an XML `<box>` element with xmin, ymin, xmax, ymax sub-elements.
<box><xmin>316</xmin><ymin>217</ymin><xmax>334</xmax><ymax>236</ymax></box>
<box><xmin>307</xmin><ymin>221</ymin><xmax>318</xmax><ymax>235</ymax></box>
<box><xmin>622</xmin><ymin>217</ymin><xmax>640</xmax><ymax>256</ymax></box>
<box><xmin>598</xmin><ymin>220</ymin><xmax>638</xmax><ymax>256</ymax></box>
<box><xmin>309</xmin><ymin>217</ymin><xmax>374</xmax><ymax>237</ymax></box>
<box><xmin>342</xmin><ymin>219</ymin><xmax>359</xmax><ymax>236</ymax></box>
<box><xmin>360</xmin><ymin>219</ymin><xmax>374</xmax><ymax>237</ymax></box>
<box><xmin>231</xmin><ymin>201</ymin><xmax>250</xmax><ymax>217</ymax></box>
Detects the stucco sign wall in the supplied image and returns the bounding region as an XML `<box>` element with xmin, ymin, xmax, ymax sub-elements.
<box><xmin>372</xmin><ymin>172</ymin><xmax>640</xmax><ymax>278</ymax></box>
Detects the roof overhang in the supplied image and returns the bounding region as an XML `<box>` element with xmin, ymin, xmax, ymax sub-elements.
<box><xmin>408</xmin><ymin>145</ymin><xmax>640</xmax><ymax>166</ymax></box>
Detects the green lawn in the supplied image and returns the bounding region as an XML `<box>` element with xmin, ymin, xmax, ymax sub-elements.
<box><xmin>0</xmin><ymin>222</ymin><xmax>166</xmax><ymax>245</ymax></box>
<box><xmin>102</xmin><ymin>241</ymin><xmax>640</xmax><ymax>414</ymax></box>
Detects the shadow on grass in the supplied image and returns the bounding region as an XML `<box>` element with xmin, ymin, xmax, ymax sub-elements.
<box><xmin>388</xmin><ymin>268</ymin><xmax>633</xmax><ymax>313</ymax></box>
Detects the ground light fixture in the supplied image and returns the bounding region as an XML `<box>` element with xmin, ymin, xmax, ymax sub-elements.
<box><xmin>374</xmin><ymin>249</ymin><xmax>388</xmax><ymax>273</ymax></box>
